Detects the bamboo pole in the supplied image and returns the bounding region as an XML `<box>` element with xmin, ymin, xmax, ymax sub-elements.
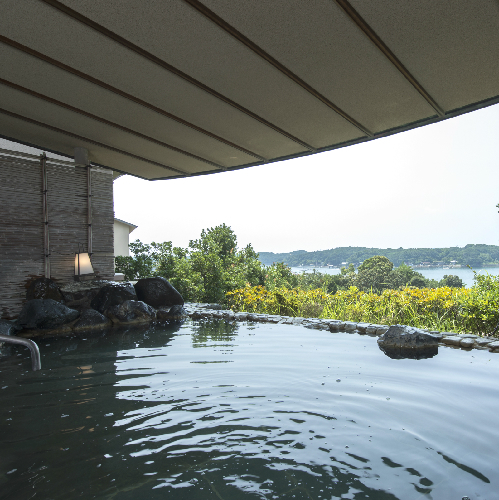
<box><xmin>41</xmin><ymin>153</ymin><xmax>50</xmax><ymax>278</ymax></box>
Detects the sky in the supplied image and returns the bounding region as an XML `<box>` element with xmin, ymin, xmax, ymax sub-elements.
<box><xmin>2</xmin><ymin>103</ymin><xmax>499</xmax><ymax>253</ymax></box>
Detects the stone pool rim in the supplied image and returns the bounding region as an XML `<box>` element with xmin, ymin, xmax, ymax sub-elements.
<box><xmin>184</xmin><ymin>302</ymin><xmax>499</xmax><ymax>354</ymax></box>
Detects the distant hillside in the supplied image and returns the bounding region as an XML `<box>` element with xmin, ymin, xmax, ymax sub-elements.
<box><xmin>258</xmin><ymin>244</ymin><xmax>499</xmax><ymax>268</ymax></box>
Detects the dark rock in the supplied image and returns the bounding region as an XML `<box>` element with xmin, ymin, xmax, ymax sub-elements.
<box><xmin>106</xmin><ymin>300</ymin><xmax>156</xmax><ymax>324</ymax></box>
<box><xmin>366</xmin><ymin>324</ymin><xmax>381</xmax><ymax>335</ymax></box>
<box><xmin>190</xmin><ymin>310</ymin><xmax>209</xmax><ymax>320</ymax></box>
<box><xmin>356</xmin><ymin>322</ymin><xmax>370</xmax><ymax>333</ymax></box>
<box><xmin>488</xmin><ymin>340</ymin><xmax>499</xmax><ymax>351</ymax></box>
<box><xmin>193</xmin><ymin>303</ymin><xmax>223</xmax><ymax>310</ymax></box>
<box><xmin>343</xmin><ymin>322</ymin><xmax>357</xmax><ymax>332</ymax></box>
<box><xmin>62</xmin><ymin>288</ymin><xmax>100</xmax><ymax>310</ymax></box>
<box><xmin>60</xmin><ymin>280</ymin><xmax>123</xmax><ymax>310</ymax></box>
<box><xmin>90</xmin><ymin>283</ymin><xmax>137</xmax><ymax>313</ymax></box>
<box><xmin>222</xmin><ymin>310</ymin><xmax>235</xmax><ymax>321</ymax></box>
<box><xmin>134</xmin><ymin>277</ymin><xmax>184</xmax><ymax>308</ymax></box>
<box><xmin>376</xmin><ymin>325</ymin><xmax>390</xmax><ymax>336</ymax></box>
<box><xmin>442</xmin><ymin>336</ymin><xmax>463</xmax><ymax>346</ymax></box>
<box><xmin>157</xmin><ymin>305</ymin><xmax>188</xmax><ymax>322</ymax></box>
<box><xmin>377</xmin><ymin>324</ymin><xmax>439</xmax><ymax>348</ymax></box>
<box><xmin>73</xmin><ymin>309</ymin><xmax>112</xmax><ymax>331</ymax></box>
<box><xmin>17</xmin><ymin>299</ymin><xmax>79</xmax><ymax>330</ymax></box>
<box><xmin>460</xmin><ymin>338</ymin><xmax>475</xmax><ymax>348</ymax></box>
<box><xmin>0</xmin><ymin>319</ymin><xmax>20</xmax><ymax>336</ymax></box>
<box><xmin>379</xmin><ymin>345</ymin><xmax>438</xmax><ymax>360</ymax></box>
<box><xmin>327</xmin><ymin>320</ymin><xmax>342</xmax><ymax>332</ymax></box>
<box><xmin>26</xmin><ymin>277</ymin><xmax>63</xmax><ymax>302</ymax></box>
<box><xmin>476</xmin><ymin>337</ymin><xmax>496</xmax><ymax>346</ymax></box>
<box><xmin>266</xmin><ymin>315</ymin><xmax>281</xmax><ymax>323</ymax></box>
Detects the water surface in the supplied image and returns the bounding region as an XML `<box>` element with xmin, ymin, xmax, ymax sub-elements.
<box><xmin>291</xmin><ymin>266</ymin><xmax>499</xmax><ymax>288</ymax></box>
<box><xmin>1</xmin><ymin>320</ymin><xmax>498</xmax><ymax>499</ymax></box>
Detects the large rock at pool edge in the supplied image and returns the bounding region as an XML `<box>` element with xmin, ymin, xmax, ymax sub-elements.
<box><xmin>90</xmin><ymin>283</ymin><xmax>137</xmax><ymax>313</ymax></box>
<box><xmin>26</xmin><ymin>277</ymin><xmax>63</xmax><ymax>302</ymax></box>
<box><xmin>17</xmin><ymin>299</ymin><xmax>79</xmax><ymax>330</ymax></box>
<box><xmin>156</xmin><ymin>305</ymin><xmax>188</xmax><ymax>322</ymax></box>
<box><xmin>105</xmin><ymin>300</ymin><xmax>156</xmax><ymax>325</ymax></box>
<box><xmin>134</xmin><ymin>277</ymin><xmax>184</xmax><ymax>308</ymax></box>
<box><xmin>72</xmin><ymin>308</ymin><xmax>112</xmax><ymax>331</ymax></box>
<box><xmin>378</xmin><ymin>324</ymin><xmax>439</xmax><ymax>348</ymax></box>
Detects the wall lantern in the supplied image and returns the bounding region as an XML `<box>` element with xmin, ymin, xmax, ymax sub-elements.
<box><xmin>74</xmin><ymin>244</ymin><xmax>94</xmax><ymax>281</ymax></box>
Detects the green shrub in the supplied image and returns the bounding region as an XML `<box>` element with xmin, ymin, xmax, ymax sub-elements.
<box><xmin>458</xmin><ymin>272</ymin><xmax>499</xmax><ymax>334</ymax></box>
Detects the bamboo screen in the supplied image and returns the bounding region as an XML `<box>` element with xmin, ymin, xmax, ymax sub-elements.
<box><xmin>0</xmin><ymin>154</ymin><xmax>114</xmax><ymax>319</ymax></box>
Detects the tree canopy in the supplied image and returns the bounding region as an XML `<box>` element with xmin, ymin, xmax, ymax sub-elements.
<box><xmin>115</xmin><ymin>224</ymin><xmax>265</xmax><ymax>303</ymax></box>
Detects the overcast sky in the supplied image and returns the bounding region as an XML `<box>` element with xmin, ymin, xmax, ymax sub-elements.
<box><xmin>3</xmin><ymin>103</ymin><xmax>499</xmax><ymax>253</ymax></box>
<box><xmin>114</xmin><ymin>103</ymin><xmax>499</xmax><ymax>253</ymax></box>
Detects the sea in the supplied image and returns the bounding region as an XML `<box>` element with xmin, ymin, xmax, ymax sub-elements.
<box><xmin>290</xmin><ymin>266</ymin><xmax>499</xmax><ymax>288</ymax></box>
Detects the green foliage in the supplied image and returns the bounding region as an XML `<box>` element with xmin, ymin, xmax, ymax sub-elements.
<box><xmin>227</xmin><ymin>286</ymin><xmax>328</xmax><ymax>318</ymax></box>
<box><xmin>295</xmin><ymin>269</ymin><xmax>338</xmax><ymax>294</ymax></box>
<box><xmin>114</xmin><ymin>224</ymin><xmax>265</xmax><ymax>304</ymax></box>
<box><xmin>337</xmin><ymin>263</ymin><xmax>356</xmax><ymax>289</ymax></box>
<box><xmin>439</xmin><ymin>274</ymin><xmax>464</xmax><ymax>288</ymax></box>
<box><xmin>264</xmin><ymin>262</ymin><xmax>298</xmax><ymax>290</ymax></box>
<box><xmin>327</xmin><ymin>258</ymin><xmax>463</xmax><ymax>293</ymax></box>
<box><xmin>114</xmin><ymin>256</ymin><xmax>136</xmax><ymax>281</ymax></box>
<box><xmin>458</xmin><ymin>272</ymin><xmax>499</xmax><ymax>334</ymax></box>
<box><xmin>115</xmin><ymin>240</ymin><xmax>155</xmax><ymax>280</ymax></box>
<box><xmin>354</xmin><ymin>256</ymin><xmax>393</xmax><ymax>293</ymax></box>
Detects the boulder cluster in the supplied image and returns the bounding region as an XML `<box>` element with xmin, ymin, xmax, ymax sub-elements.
<box><xmin>2</xmin><ymin>277</ymin><xmax>187</xmax><ymax>338</ymax></box>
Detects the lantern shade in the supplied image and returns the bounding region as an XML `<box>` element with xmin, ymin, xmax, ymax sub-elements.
<box><xmin>75</xmin><ymin>252</ymin><xmax>94</xmax><ymax>276</ymax></box>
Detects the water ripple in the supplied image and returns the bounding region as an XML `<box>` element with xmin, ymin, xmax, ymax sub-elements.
<box><xmin>1</xmin><ymin>320</ymin><xmax>498</xmax><ymax>499</ymax></box>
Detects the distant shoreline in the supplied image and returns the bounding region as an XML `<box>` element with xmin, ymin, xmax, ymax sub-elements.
<box><xmin>289</xmin><ymin>265</ymin><xmax>499</xmax><ymax>288</ymax></box>
<box><xmin>258</xmin><ymin>244</ymin><xmax>499</xmax><ymax>269</ymax></box>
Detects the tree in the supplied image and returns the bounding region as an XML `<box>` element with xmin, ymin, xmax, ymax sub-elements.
<box><xmin>264</xmin><ymin>262</ymin><xmax>298</xmax><ymax>290</ymax></box>
<box><xmin>388</xmin><ymin>263</ymin><xmax>431</xmax><ymax>289</ymax></box>
<box><xmin>116</xmin><ymin>224</ymin><xmax>265</xmax><ymax>303</ymax></box>
<box><xmin>439</xmin><ymin>275</ymin><xmax>464</xmax><ymax>288</ymax></box>
<box><xmin>337</xmin><ymin>263</ymin><xmax>356</xmax><ymax>289</ymax></box>
<box><xmin>295</xmin><ymin>269</ymin><xmax>338</xmax><ymax>294</ymax></box>
<box><xmin>115</xmin><ymin>239</ymin><xmax>155</xmax><ymax>280</ymax></box>
<box><xmin>355</xmin><ymin>256</ymin><xmax>393</xmax><ymax>293</ymax></box>
<box><xmin>387</xmin><ymin>262</ymin><xmax>415</xmax><ymax>289</ymax></box>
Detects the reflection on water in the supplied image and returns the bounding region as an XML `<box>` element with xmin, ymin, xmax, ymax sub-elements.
<box><xmin>1</xmin><ymin>320</ymin><xmax>498</xmax><ymax>499</ymax></box>
<box><xmin>378</xmin><ymin>345</ymin><xmax>439</xmax><ymax>360</ymax></box>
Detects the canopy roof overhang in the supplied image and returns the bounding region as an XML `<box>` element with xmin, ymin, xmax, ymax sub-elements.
<box><xmin>1</xmin><ymin>0</ymin><xmax>499</xmax><ymax>180</ymax></box>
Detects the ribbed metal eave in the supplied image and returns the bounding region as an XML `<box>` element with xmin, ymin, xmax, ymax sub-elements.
<box><xmin>154</xmin><ymin>95</ymin><xmax>499</xmax><ymax>181</ymax></box>
<box><xmin>3</xmin><ymin>95</ymin><xmax>497</xmax><ymax>182</ymax></box>
<box><xmin>40</xmin><ymin>0</ymin><xmax>317</xmax><ymax>152</ymax></box>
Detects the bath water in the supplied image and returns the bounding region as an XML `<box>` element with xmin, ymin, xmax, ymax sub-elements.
<box><xmin>1</xmin><ymin>319</ymin><xmax>498</xmax><ymax>499</ymax></box>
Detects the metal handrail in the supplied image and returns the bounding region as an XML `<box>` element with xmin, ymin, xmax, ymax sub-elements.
<box><xmin>0</xmin><ymin>335</ymin><xmax>41</xmax><ymax>371</ymax></box>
